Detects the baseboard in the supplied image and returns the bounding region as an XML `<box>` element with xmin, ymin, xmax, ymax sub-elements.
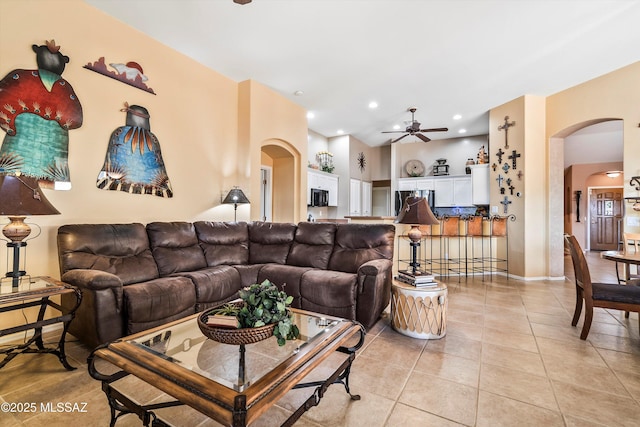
<box><xmin>0</xmin><ymin>323</ymin><xmax>63</xmax><ymax>346</ymax></box>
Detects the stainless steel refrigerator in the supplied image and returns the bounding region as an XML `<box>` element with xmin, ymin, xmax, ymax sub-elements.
<box><xmin>394</xmin><ymin>190</ymin><xmax>435</xmax><ymax>216</ymax></box>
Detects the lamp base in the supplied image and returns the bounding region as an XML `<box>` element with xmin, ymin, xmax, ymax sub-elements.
<box><xmin>6</xmin><ymin>241</ymin><xmax>27</xmax><ymax>289</ymax></box>
<box><xmin>3</xmin><ymin>216</ymin><xmax>32</xmax><ymax>242</ymax></box>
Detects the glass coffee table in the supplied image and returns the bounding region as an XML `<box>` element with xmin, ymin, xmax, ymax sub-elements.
<box><xmin>0</xmin><ymin>276</ymin><xmax>81</xmax><ymax>370</ymax></box>
<box><xmin>88</xmin><ymin>308</ymin><xmax>365</xmax><ymax>427</ymax></box>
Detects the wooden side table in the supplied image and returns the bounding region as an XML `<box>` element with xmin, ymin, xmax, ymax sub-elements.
<box><xmin>0</xmin><ymin>276</ymin><xmax>81</xmax><ymax>370</ymax></box>
<box><xmin>391</xmin><ymin>279</ymin><xmax>447</xmax><ymax>339</ymax></box>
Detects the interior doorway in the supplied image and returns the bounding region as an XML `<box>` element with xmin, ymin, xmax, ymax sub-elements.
<box><xmin>589</xmin><ymin>187</ymin><xmax>623</xmax><ymax>251</ymax></box>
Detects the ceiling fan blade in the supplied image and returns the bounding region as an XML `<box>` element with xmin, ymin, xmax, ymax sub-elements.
<box><xmin>419</xmin><ymin>127</ymin><xmax>449</xmax><ymax>132</ymax></box>
<box><xmin>392</xmin><ymin>134</ymin><xmax>409</xmax><ymax>143</ymax></box>
<box><xmin>416</xmin><ymin>133</ymin><xmax>431</xmax><ymax>143</ymax></box>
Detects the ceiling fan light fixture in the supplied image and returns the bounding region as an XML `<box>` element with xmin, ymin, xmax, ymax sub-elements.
<box><xmin>233</xmin><ymin>0</ymin><xmax>252</xmax><ymax>4</ymax></box>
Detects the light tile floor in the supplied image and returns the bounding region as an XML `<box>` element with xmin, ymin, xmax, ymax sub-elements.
<box><xmin>1</xmin><ymin>252</ymin><xmax>639</xmax><ymax>426</ymax></box>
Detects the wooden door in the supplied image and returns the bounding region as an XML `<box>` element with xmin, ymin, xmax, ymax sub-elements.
<box><xmin>590</xmin><ymin>188</ymin><xmax>623</xmax><ymax>250</ymax></box>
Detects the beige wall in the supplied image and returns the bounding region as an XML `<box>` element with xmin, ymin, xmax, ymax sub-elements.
<box><xmin>546</xmin><ymin>61</ymin><xmax>640</xmax><ymax>276</ymax></box>
<box><xmin>395</xmin><ymin>136</ymin><xmax>487</xmax><ymax>178</ymax></box>
<box><xmin>0</xmin><ymin>1</ymin><xmax>307</xmax><ymax>284</ymax></box>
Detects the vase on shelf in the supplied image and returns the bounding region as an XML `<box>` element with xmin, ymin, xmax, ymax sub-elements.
<box><xmin>465</xmin><ymin>158</ymin><xmax>475</xmax><ymax>174</ymax></box>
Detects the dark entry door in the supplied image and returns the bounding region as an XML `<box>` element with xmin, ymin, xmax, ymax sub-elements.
<box><xmin>590</xmin><ymin>188</ymin><xmax>623</xmax><ymax>251</ymax></box>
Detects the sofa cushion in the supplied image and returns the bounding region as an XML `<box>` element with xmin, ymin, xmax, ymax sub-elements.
<box><xmin>287</xmin><ymin>222</ymin><xmax>336</xmax><ymax>269</ymax></box>
<box><xmin>194</xmin><ymin>221</ymin><xmax>249</xmax><ymax>266</ymax></box>
<box><xmin>175</xmin><ymin>265</ymin><xmax>242</xmax><ymax>311</ymax></box>
<box><xmin>147</xmin><ymin>222</ymin><xmax>207</xmax><ymax>276</ymax></box>
<box><xmin>249</xmin><ymin>222</ymin><xmax>296</xmax><ymax>264</ymax></box>
<box><xmin>328</xmin><ymin>224</ymin><xmax>395</xmax><ymax>273</ymax></box>
<box><xmin>123</xmin><ymin>276</ymin><xmax>196</xmax><ymax>334</ymax></box>
<box><xmin>233</xmin><ymin>264</ymin><xmax>265</xmax><ymax>288</ymax></box>
<box><xmin>257</xmin><ymin>264</ymin><xmax>313</xmax><ymax>308</ymax></box>
<box><xmin>57</xmin><ymin>223</ymin><xmax>159</xmax><ymax>285</ymax></box>
<box><xmin>300</xmin><ymin>269</ymin><xmax>357</xmax><ymax>320</ymax></box>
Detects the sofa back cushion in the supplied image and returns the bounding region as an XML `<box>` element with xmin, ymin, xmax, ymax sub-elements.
<box><xmin>57</xmin><ymin>223</ymin><xmax>159</xmax><ymax>285</ymax></box>
<box><xmin>328</xmin><ymin>224</ymin><xmax>396</xmax><ymax>273</ymax></box>
<box><xmin>194</xmin><ymin>221</ymin><xmax>249</xmax><ymax>266</ymax></box>
<box><xmin>248</xmin><ymin>222</ymin><xmax>296</xmax><ymax>264</ymax></box>
<box><xmin>146</xmin><ymin>222</ymin><xmax>207</xmax><ymax>276</ymax></box>
<box><xmin>287</xmin><ymin>222</ymin><xmax>336</xmax><ymax>269</ymax></box>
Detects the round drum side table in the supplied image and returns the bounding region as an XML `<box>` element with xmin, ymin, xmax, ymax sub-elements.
<box><xmin>391</xmin><ymin>279</ymin><xmax>447</xmax><ymax>339</ymax></box>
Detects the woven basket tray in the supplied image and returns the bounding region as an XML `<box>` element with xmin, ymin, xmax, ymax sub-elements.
<box><xmin>197</xmin><ymin>307</ymin><xmax>276</xmax><ymax>345</ymax></box>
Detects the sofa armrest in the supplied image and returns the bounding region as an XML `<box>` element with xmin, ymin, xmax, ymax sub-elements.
<box><xmin>62</xmin><ymin>269</ymin><xmax>123</xmax><ymax>291</ymax></box>
<box><xmin>357</xmin><ymin>259</ymin><xmax>391</xmax><ymax>283</ymax></box>
<box><xmin>356</xmin><ymin>259</ymin><xmax>393</xmax><ymax>330</ymax></box>
<box><xmin>60</xmin><ymin>269</ymin><xmax>124</xmax><ymax>348</ymax></box>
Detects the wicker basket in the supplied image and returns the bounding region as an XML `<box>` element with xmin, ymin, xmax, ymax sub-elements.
<box><xmin>197</xmin><ymin>307</ymin><xmax>276</xmax><ymax>345</ymax></box>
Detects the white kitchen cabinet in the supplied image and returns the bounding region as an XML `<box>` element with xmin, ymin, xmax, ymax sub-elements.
<box><xmin>470</xmin><ymin>164</ymin><xmax>490</xmax><ymax>205</ymax></box>
<box><xmin>398</xmin><ymin>177</ymin><xmax>434</xmax><ymax>192</ymax></box>
<box><xmin>453</xmin><ymin>176</ymin><xmax>473</xmax><ymax>206</ymax></box>
<box><xmin>350</xmin><ymin>178</ymin><xmax>361</xmax><ymax>215</ymax></box>
<box><xmin>434</xmin><ymin>176</ymin><xmax>472</xmax><ymax>207</ymax></box>
<box><xmin>308</xmin><ymin>170</ymin><xmax>339</xmax><ymax>206</ymax></box>
<box><xmin>434</xmin><ymin>179</ymin><xmax>454</xmax><ymax>207</ymax></box>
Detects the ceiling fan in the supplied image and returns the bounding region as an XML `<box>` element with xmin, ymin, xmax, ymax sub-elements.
<box><xmin>382</xmin><ymin>107</ymin><xmax>448</xmax><ymax>143</ymax></box>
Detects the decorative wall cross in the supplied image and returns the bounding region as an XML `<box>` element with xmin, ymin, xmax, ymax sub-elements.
<box><xmin>517</xmin><ymin>170</ymin><xmax>523</xmax><ymax>180</ymax></box>
<box><xmin>492</xmin><ymin>163</ymin><xmax>498</xmax><ymax>172</ymax></box>
<box><xmin>496</xmin><ymin>174</ymin><xmax>504</xmax><ymax>187</ymax></box>
<box><xmin>498</xmin><ymin>116</ymin><xmax>516</xmax><ymax>149</ymax></box>
<box><xmin>508</xmin><ymin>150</ymin><xmax>521</xmax><ymax>169</ymax></box>
<box><xmin>500</xmin><ymin>196</ymin><xmax>512</xmax><ymax>213</ymax></box>
<box><xmin>502</xmin><ymin>163</ymin><xmax>510</xmax><ymax>174</ymax></box>
<box><xmin>496</xmin><ymin>148</ymin><xmax>505</xmax><ymax>164</ymax></box>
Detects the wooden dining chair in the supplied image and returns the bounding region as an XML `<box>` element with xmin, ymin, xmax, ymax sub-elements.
<box><xmin>622</xmin><ymin>232</ymin><xmax>640</xmax><ymax>284</ymax></box>
<box><xmin>565</xmin><ymin>234</ymin><xmax>640</xmax><ymax>340</ymax></box>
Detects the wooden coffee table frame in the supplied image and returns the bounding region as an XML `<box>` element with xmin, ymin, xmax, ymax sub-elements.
<box><xmin>0</xmin><ymin>276</ymin><xmax>81</xmax><ymax>370</ymax></box>
<box><xmin>88</xmin><ymin>309</ymin><xmax>365</xmax><ymax>427</ymax></box>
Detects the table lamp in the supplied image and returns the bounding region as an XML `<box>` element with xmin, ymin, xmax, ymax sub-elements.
<box><xmin>0</xmin><ymin>174</ymin><xmax>60</xmax><ymax>288</ymax></box>
<box><xmin>395</xmin><ymin>196</ymin><xmax>439</xmax><ymax>275</ymax></box>
<box><xmin>222</xmin><ymin>187</ymin><xmax>250</xmax><ymax>222</ymax></box>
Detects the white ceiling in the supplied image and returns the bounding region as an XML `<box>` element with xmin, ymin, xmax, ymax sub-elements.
<box><xmin>85</xmin><ymin>0</ymin><xmax>640</xmax><ymax>147</ymax></box>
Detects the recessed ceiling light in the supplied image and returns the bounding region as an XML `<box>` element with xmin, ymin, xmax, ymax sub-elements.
<box><xmin>458</xmin><ymin>129</ymin><xmax>467</xmax><ymax>134</ymax></box>
<box><xmin>337</xmin><ymin>129</ymin><xmax>344</xmax><ymax>135</ymax></box>
<box><xmin>306</xmin><ymin>111</ymin><xmax>315</xmax><ymax>119</ymax></box>
<box><xmin>393</xmin><ymin>124</ymin><xmax>401</xmax><ymax>130</ymax></box>
<box><xmin>368</xmin><ymin>101</ymin><xmax>378</xmax><ymax>109</ymax></box>
<box><xmin>294</xmin><ymin>90</ymin><xmax>304</xmax><ymax>96</ymax></box>
<box><xmin>453</xmin><ymin>114</ymin><xmax>462</xmax><ymax>120</ymax></box>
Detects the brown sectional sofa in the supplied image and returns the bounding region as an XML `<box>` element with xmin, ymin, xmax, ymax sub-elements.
<box><xmin>57</xmin><ymin>221</ymin><xmax>395</xmax><ymax>348</ymax></box>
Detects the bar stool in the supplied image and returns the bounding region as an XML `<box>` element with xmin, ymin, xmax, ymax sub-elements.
<box><xmin>488</xmin><ymin>215</ymin><xmax>511</xmax><ymax>279</ymax></box>
<box><xmin>465</xmin><ymin>215</ymin><xmax>485</xmax><ymax>278</ymax></box>
<box><xmin>439</xmin><ymin>216</ymin><xmax>462</xmax><ymax>279</ymax></box>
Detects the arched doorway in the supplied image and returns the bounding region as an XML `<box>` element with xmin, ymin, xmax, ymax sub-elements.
<box><xmin>260</xmin><ymin>141</ymin><xmax>300</xmax><ymax>223</ymax></box>
<box><xmin>550</xmin><ymin>119</ymin><xmax>623</xmax><ymax>274</ymax></box>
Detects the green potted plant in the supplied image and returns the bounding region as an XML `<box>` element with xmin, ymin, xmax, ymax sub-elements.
<box><xmin>204</xmin><ymin>280</ymin><xmax>300</xmax><ymax>346</ymax></box>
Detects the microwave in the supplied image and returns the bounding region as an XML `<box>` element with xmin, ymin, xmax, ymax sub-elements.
<box><xmin>310</xmin><ymin>188</ymin><xmax>329</xmax><ymax>207</ymax></box>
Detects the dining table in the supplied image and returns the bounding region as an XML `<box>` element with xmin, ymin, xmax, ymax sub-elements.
<box><xmin>600</xmin><ymin>250</ymin><xmax>640</xmax><ymax>284</ymax></box>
